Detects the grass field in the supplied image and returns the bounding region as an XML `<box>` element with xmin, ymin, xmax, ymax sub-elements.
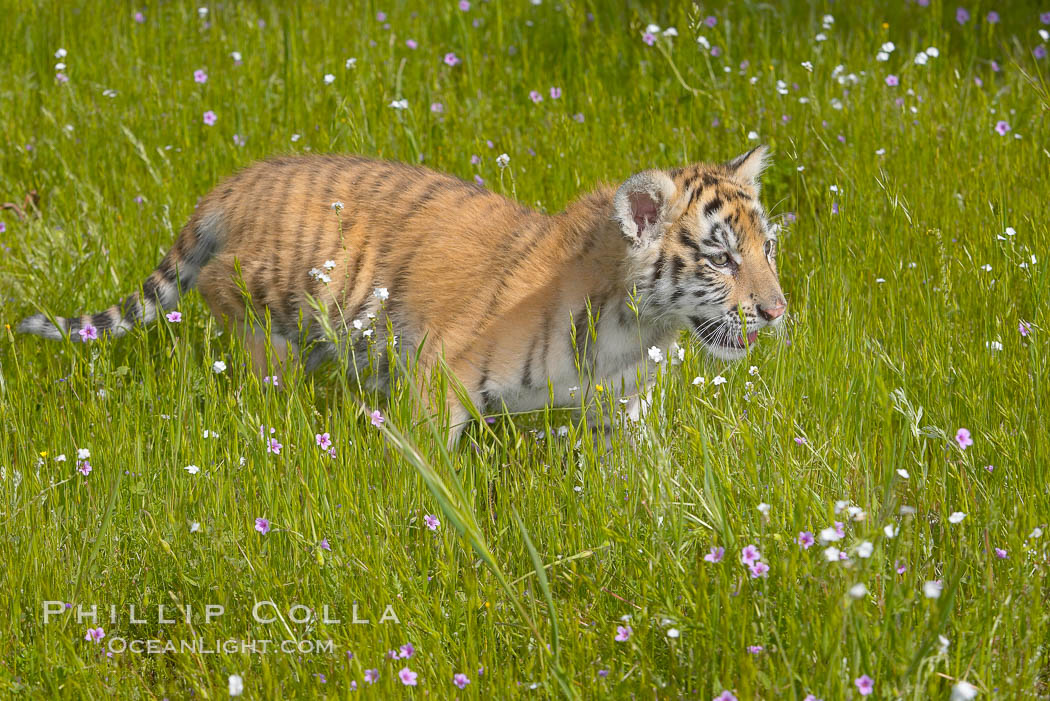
<box><xmin>2</xmin><ymin>1</ymin><xmax>1049</xmax><ymax>698</ymax></box>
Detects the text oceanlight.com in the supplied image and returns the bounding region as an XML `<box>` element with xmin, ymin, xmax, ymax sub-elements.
<box><xmin>107</xmin><ymin>638</ymin><xmax>336</xmax><ymax>655</ymax></box>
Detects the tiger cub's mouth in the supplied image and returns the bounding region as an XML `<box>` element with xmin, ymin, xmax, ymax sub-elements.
<box><xmin>691</xmin><ymin>317</ymin><xmax>759</xmax><ymax>358</ymax></box>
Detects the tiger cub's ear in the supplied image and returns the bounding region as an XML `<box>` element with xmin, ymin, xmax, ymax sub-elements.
<box><xmin>725</xmin><ymin>145</ymin><xmax>771</xmax><ymax>193</ymax></box>
<box><xmin>613</xmin><ymin>170</ymin><xmax>679</xmax><ymax>246</ymax></box>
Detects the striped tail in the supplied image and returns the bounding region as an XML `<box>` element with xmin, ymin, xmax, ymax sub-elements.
<box><xmin>17</xmin><ymin>210</ymin><xmax>223</xmax><ymax>341</ymax></box>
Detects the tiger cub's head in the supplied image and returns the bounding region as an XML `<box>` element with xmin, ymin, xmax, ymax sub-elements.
<box><xmin>613</xmin><ymin>146</ymin><xmax>787</xmax><ymax>361</ymax></box>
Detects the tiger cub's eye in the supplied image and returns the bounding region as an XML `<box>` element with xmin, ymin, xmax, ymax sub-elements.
<box><xmin>709</xmin><ymin>253</ymin><xmax>730</xmax><ymax>267</ymax></box>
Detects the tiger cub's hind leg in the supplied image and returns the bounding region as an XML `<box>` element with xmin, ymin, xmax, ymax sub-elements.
<box><xmin>198</xmin><ymin>257</ymin><xmax>298</xmax><ymax>385</ymax></box>
<box><xmin>243</xmin><ymin>329</ymin><xmax>297</xmax><ymax>384</ymax></box>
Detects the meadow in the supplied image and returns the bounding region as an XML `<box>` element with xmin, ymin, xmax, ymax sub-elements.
<box><xmin>1</xmin><ymin>1</ymin><xmax>1049</xmax><ymax>698</ymax></box>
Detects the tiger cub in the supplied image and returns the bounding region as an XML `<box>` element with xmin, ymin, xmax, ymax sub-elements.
<box><xmin>19</xmin><ymin>147</ymin><xmax>787</xmax><ymax>442</ymax></box>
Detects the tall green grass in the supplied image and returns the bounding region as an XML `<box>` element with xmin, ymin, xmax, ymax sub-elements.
<box><xmin>1</xmin><ymin>1</ymin><xmax>1048</xmax><ymax>698</ymax></box>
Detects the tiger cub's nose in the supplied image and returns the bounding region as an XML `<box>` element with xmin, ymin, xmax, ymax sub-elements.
<box><xmin>757</xmin><ymin>297</ymin><xmax>787</xmax><ymax>321</ymax></box>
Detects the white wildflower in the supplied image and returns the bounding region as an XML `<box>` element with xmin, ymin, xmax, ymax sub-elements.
<box><xmin>819</xmin><ymin>527</ymin><xmax>842</xmax><ymax>543</ymax></box>
<box><xmin>950</xmin><ymin>681</ymin><xmax>978</xmax><ymax>701</ymax></box>
<box><xmin>670</xmin><ymin>341</ymin><xmax>685</xmax><ymax>365</ymax></box>
<box><xmin>212</xmin><ymin>360</ymin><xmax>227</xmax><ymax>374</ymax></box>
